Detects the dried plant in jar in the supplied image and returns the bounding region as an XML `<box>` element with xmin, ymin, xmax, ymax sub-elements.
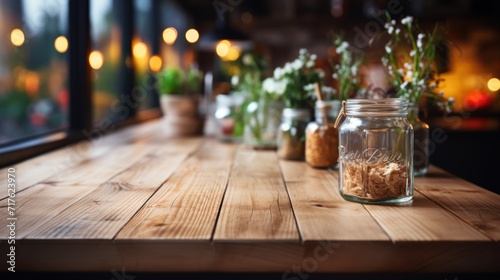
<box><xmin>305</xmin><ymin>123</ymin><xmax>338</xmax><ymax>168</ymax></box>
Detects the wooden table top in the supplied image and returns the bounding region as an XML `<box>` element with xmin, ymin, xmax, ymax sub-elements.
<box><xmin>0</xmin><ymin>119</ymin><xmax>499</xmax><ymax>274</ymax></box>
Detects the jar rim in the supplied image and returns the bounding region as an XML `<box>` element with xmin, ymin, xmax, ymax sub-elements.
<box><xmin>282</xmin><ymin>108</ymin><xmax>310</xmax><ymax>119</ymax></box>
<box><xmin>346</xmin><ymin>98</ymin><xmax>408</xmax><ymax>116</ymax></box>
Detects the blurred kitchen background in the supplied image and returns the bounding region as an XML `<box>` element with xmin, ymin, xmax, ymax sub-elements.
<box><xmin>0</xmin><ymin>0</ymin><xmax>499</xmax><ymax>192</ymax></box>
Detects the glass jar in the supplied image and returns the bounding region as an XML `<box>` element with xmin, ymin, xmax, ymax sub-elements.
<box><xmin>277</xmin><ymin>108</ymin><xmax>311</xmax><ymax>160</ymax></box>
<box><xmin>305</xmin><ymin>100</ymin><xmax>341</xmax><ymax>168</ymax></box>
<box><xmin>337</xmin><ymin>98</ymin><xmax>414</xmax><ymax>204</ymax></box>
<box><xmin>243</xmin><ymin>97</ymin><xmax>283</xmax><ymax>149</ymax></box>
<box><xmin>408</xmin><ymin>103</ymin><xmax>429</xmax><ymax>176</ymax></box>
<box><xmin>214</xmin><ymin>93</ymin><xmax>245</xmax><ymax>142</ymax></box>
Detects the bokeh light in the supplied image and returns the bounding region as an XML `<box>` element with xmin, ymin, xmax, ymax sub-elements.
<box><xmin>54</xmin><ymin>36</ymin><xmax>68</xmax><ymax>53</ymax></box>
<box><xmin>185</xmin><ymin>29</ymin><xmax>199</xmax><ymax>43</ymax></box>
<box><xmin>149</xmin><ymin>55</ymin><xmax>162</xmax><ymax>72</ymax></box>
<box><xmin>487</xmin><ymin>78</ymin><xmax>500</xmax><ymax>92</ymax></box>
<box><xmin>163</xmin><ymin>27</ymin><xmax>178</xmax><ymax>45</ymax></box>
<box><xmin>133</xmin><ymin>42</ymin><xmax>147</xmax><ymax>58</ymax></box>
<box><xmin>89</xmin><ymin>51</ymin><xmax>104</xmax><ymax>70</ymax></box>
<box><xmin>216</xmin><ymin>40</ymin><xmax>231</xmax><ymax>58</ymax></box>
<box><xmin>11</xmin><ymin>28</ymin><xmax>25</xmax><ymax>46</ymax></box>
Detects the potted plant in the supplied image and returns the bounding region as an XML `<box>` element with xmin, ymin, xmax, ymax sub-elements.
<box><xmin>381</xmin><ymin>14</ymin><xmax>454</xmax><ymax>176</ymax></box>
<box><xmin>157</xmin><ymin>66</ymin><xmax>204</xmax><ymax>136</ymax></box>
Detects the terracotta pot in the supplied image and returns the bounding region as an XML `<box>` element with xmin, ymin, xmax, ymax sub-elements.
<box><xmin>160</xmin><ymin>94</ymin><xmax>204</xmax><ymax>136</ymax></box>
<box><xmin>160</xmin><ymin>94</ymin><xmax>200</xmax><ymax>117</ymax></box>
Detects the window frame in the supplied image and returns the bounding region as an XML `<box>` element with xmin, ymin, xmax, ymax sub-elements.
<box><xmin>0</xmin><ymin>0</ymin><xmax>162</xmax><ymax>167</ymax></box>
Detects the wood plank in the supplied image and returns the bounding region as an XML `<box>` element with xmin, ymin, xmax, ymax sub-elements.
<box><xmin>214</xmin><ymin>146</ymin><xmax>299</xmax><ymax>241</ymax></box>
<box><xmin>280</xmin><ymin>161</ymin><xmax>389</xmax><ymax>241</ymax></box>
<box><xmin>364</xmin><ymin>191</ymin><xmax>490</xmax><ymax>241</ymax></box>
<box><xmin>25</xmin><ymin>138</ymin><xmax>203</xmax><ymax>239</ymax></box>
<box><xmin>415</xmin><ymin>165</ymin><xmax>500</xmax><ymax>241</ymax></box>
<box><xmin>0</xmin><ymin>144</ymin><xmax>154</xmax><ymax>239</ymax></box>
<box><xmin>116</xmin><ymin>139</ymin><xmax>236</xmax><ymax>240</ymax></box>
<box><xmin>0</xmin><ymin>120</ymin><xmax>159</xmax><ymax>200</ymax></box>
<box><xmin>5</xmin><ymin>240</ymin><xmax>498</xmax><ymax>273</ymax></box>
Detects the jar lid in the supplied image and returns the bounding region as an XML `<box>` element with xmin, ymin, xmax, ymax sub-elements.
<box><xmin>345</xmin><ymin>98</ymin><xmax>408</xmax><ymax>117</ymax></box>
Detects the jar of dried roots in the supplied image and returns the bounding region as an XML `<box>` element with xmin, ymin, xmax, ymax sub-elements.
<box><xmin>305</xmin><ymin>100</ymin><xmax>341</xmax><ymax>168</ymax></box>
<box><xmin>336</xmin><ymin>98</ymin><xmax>414</xmax><ymax>204</ymax></box>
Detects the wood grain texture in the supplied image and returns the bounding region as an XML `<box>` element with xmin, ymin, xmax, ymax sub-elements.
<box><xmin>117</xmin><ymin>139</ymin><xmax>236</xmax><ymax>240</ymax></box>
<box><xmin>24</xmin><ymin>138</ymin><xmax>203</xmax><ymax>239</ymax></box>
<box><xmin>415</xmin><ymin>166</ymin><xmax>500</xmax><ymax>241</ymax></box>
<box><xmin>280</xmin><ymin>161</ymin><xmax>389</xmax><ymax>241</ymax></box>
<box><xmin>214</xmin><ymin>146</ymin><xmax>299</xmax><ymax>241</ymax></box>
<box><xmin>0</xmin><ymin>144</ymin><xmax>154</xmax><ymax>239</ymax></box>
<box><xmin>364</xmin><ymin>191</ymin><xmax>490</xmax><ymax>241</ymax></box>
<box><xmin>0</xmin><ymin>120</ymin><xmax>158</xmax><ymax>200</ymax></box>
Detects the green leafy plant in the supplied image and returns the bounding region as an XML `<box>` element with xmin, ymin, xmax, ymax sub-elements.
<box><xmin>157</xmin><ymin>66</ymin><xmax>203</xmax><ymax>95</ymax></box>
<box><xmin>330</xmin><ymin>34</ymin><xmax>364</xmax><ymax>100</ymax></box>
<box><xmin>382</xmin><ymin>14</ymin><xmax>454</xmax><ymax>111</ymax></box>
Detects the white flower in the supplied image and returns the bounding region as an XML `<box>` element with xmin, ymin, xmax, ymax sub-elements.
<box><xmin>231</xmin><ymin>75</ymin><xmax>239</xmax><ymax>87</ymax></box>
<box><xmin>384</xmin><ymin>23</ymin><xmax>391</xmax><ymax>29</ymax></box>
<box><xmin>283</xmin><ymin>63</ymin><xmax>293</xmax><ymax>74</ymax></box>
<box><xmin>406</xmin><ymin>71</ymin><xmax>413</xmax><ymax>79</ymax></box>
<box><xmin>336</xmin><ymin>41</ymin><xmax>349</xmax><ymax>53</ymax></box>
<box><xmin>391</xmin><ymin>20</ymin><xmax>396</xmax><ymax>25</ymax></box>
<box><xmin>398</xmin><ymin>68</ymin><xmax>404</xmax><ymax>75</ymax></box>
<box><xmin>291</xmin><ymin>59</ymin><xmax>303</xmax><ymax>70</ymax></box>
<box><xmin>385</xmin><ymin>45</ymin><xmax>392</xmax><ymax>54</ymax></box>
<box><xmin>401</xmin><ymin>16</ymin><xmax>413</xmax><ymax>25</ymax></box>
<box><xmin>273</xmin><ymin>67</ymin><xmax>283</xmax><ymax>79</ymax></box>
<box><xmin>305</xmin><ymin>60</ymin><xmax>315</xmax><ymax>68</ymax></box>
<box><xmin>303</xmin><ymin>83</ymin><xmax>315</xmax><ymax>92</ymax></box>
<box><xmin>418</xmin><ymin>79</ymin><xmax>425</xmax><ymax>86</ymax></box>
<box><xmin>448</xmin><ymin>97</ymin><xmax>455</xmax><ymax>103</ymax></box>
<box><xmin>395</xmin><ymin>28</ymin><xmax>401</xmax><ymax>35</ymax></box>
<box><xmin>381</xmin><ymin>57</ymin><xmax>389</xmax><ymax>66</ymax></box>
<box><xmin>274</xmin><ymin>80</ymin><xmax>286</xmax><ymax>95</ymax></box>
<box><xmin>262</xmin><ymin>78</ymin><xmax>275</xmax><ymax>93</ymax></box>
<box><xmin>388</xmin><ymin>26</ymin><xmax>394</xmax><ymax>34</ymax></box>
<box><xmin>409</xmin><ymin>50</ymin><xmax>416</xmax><ymax>57</ymax></box>
<box><xmin>418</xmin><ymin>33</ymin><xmax>425</xmax><ymax>40</ymax></box>
<box><xmin>417</xmin><ymin>39</ymin><xmax>423</xmax><ymax>49</ymax></box>
<box><xmin>400</xmin><ymin>81</ymin><xmax>408</xmax><ymax>89</ymax></box>
<box><xmin>242</xmin><ymin>54</ymin><xmax>252</xmax><ymax>66</ymax></box>
<box><xmin>310</xmin><ymin>54</ymin><xmax>317</xmax><ymax>61</ymax></box>
<box><xmin>332</xmin><ymin>73</ymin><xmax>339</xmax><ymax>79</ymax></box>
<box><xmin>299</xmin><ymin>48</ymin><xmax>307</xmax><ymax>56</ymax></box>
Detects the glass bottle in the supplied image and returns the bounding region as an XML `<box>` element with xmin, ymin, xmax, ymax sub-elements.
<box><xmin>337</xmin><ymin>98</ymin><xmax>414</xmax><ymax>204</ymax></box>
<box><xmin>408</xmin><ymin>103</ymin><xmax>429</xmax><ymax>176</ymax></box>
<box><xmin>277</xmin><ymin>108</ymin><xmax>311</xmax><ymax>160</ymax></box>
<box><xmin>305</xmin><ymin>100</ymin><xmax>341</xmax><ymax>168</ymax></box>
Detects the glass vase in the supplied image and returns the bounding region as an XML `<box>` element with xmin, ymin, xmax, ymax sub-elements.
<box><xmin>408</xmin><ymin>103</ymin><xmax>429</xmax><ymax>176</ymax></box>
<box><xmin>243</xmin><ymin>97</ymin><xmax>283</xmax><ymax>149</ymax></box>
<box><xmin>214</xmin><ymin>93</ymin><xmax>245</xmax><ymax>142</ymax></box>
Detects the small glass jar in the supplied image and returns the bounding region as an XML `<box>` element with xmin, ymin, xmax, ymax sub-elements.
<box><xmin>214</xmin><ymin>93</ymin><xmax>245</xmax><ymax>142</ymax></box>
<box><xmin>277</xmin><ymin>108</ymin><xmax>311</xmax><ymax>160</ymax></box>
<box><xmin>337</xmin><ymin>98</ymin><xmax>414</xmax><ymax>204</ymax></box>
<box><xmin>305</xmin><ymin>100</ymin><xmax>341</xmax><ymax>168</ymax></box>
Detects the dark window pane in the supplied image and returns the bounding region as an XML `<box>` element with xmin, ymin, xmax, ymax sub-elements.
<box><xmin>89</xmin><ymin>0</ymin><xmax>122</xmax><ymax>124</ymax></box>
<box><xmin>0</xmin><ymin>0</ymin><xmax>69</xmax><ymax>145</ymax></box>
